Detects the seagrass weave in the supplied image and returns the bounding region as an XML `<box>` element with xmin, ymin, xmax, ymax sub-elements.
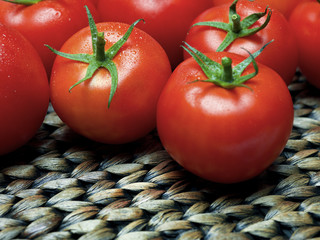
<box><xmin>1</xmin><ymin>73</ymin><xmax>320</xmax><ymax>239</ymax></box>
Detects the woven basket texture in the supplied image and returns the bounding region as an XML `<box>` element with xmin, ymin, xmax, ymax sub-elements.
<box><xmin>1</xmin><ymin>74</ymin><xmax>320</xmax><ymax>240</ymax></box>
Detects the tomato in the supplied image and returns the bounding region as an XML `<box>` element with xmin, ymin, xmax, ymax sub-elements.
<box><xmin>0</xmin><ymin>23</ymin><xmax>49</xmax><ymax>156</ymax></box>
<box><xmin>89</xmin><ymin>0</ymin><xmax>99</xmax><ymax>6</ymax></box>
<box><xmin>0</xmin><ymin>0</ymin><xmax>100</xmax><ymax>76</ymax></box>
<box><xmin>157</xmin><ymin>43</ymin><xmax>294</xmax><ymax>183</ymax></box>
<box><xmin>185</xmin><ymin>0</ymin><xmax>298</xmax><ymax>85</ymax></box>
<box><xmin>49</xmin><ymin>9</ymin><xmax>172</xmax><ymax>144</ymax></box>
<box><xmin>212</xmin><ymin>0</ymin><xmax>314</xmax><ymax>18</ymax></box>
<box><xmin>289</xmin><ymin>1</ymin><xmax>320</xmax><ymax>89</ymax></box>
<box><xmin>96</xmin><ymin>0</ymin><xmax>212</xmax><ymax>68</ymax></box>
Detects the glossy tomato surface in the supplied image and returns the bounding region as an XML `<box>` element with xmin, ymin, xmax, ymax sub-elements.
<box><xmin>0</xmin><ymin>0</ymin><xmax>100</xmax><ymax>76</ymax></box>
<box><xmin>289</xmin><ymin>1</ymin><xmax>320</xmax><ymax>88</ymax></box>
<box><xmin>50</xmin><ymin>22</ymin><xmax>172</xmax><ymax>144</ymax></box>
<box><xmin>0</xmin><ymin>23</ymin><xmax>49</xmax><ymax>155</ymax></box>
<box><xmin>185</xmin><ymin>0</ymin><xmax>298</xmax><ymax>85</ymax></box>
<box><xmin>97</xmin><ymin>0</ymin><xmax>212</xmax><ymax>68</ymax></box>
<box><xmin>212</xmin><ymin>0</ymin><xmax>314</xmax><ymax>18</ymax></box>
<box><xmin>157</xmin><ymin>52</ymin><xmax>294</xmax><ymax>183</ymax></box>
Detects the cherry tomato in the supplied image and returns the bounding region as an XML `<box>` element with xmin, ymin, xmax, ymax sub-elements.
<box><xmin>0</xmin><ymin>23</ymin><xmax>49</xmax><ymax>155</ymax></box>
<box><xmin>0</xmin><ymin>0</ymin><xmax>100</xmax><ymax>76</ymax></box>
<box><xmin>289</xmin><ymin>1</ymin><xmax>320</xmax><ymax>89</ymax></box>
<box><xmin>96</xmin><ymin>0</ymin><xmax>212</xmax><ymax>68</ymax></box>
<box><xmin>157</xmin><ymin>44</ymin><xmax>294</xmax><ymax>183</ymax></box>
<box><xmin>185</xmin><ymin>0</ymin><xmax>298</xmax><ymax>85</ymax></box>
<box><xmin>212</xmin><ymin>0</ymin><xmax>314</xmax><ymax>18</ymax></box>
<box><xmin>49</xmin><ymin>11</ymin><xmax>172</xmax><ymax>144</ymax></box>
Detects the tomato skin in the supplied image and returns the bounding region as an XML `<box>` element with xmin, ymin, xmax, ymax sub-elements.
<box><xmin>289</xmin><ymin>1</ymin><xmax>320</xmax><ymax>89</ymax></box>
<box><xmin>212</xmin><ymin>0</ymin><xmax>314</xmax><ymax>18</ymax></box>
<box><xmin>185</xmin><ymin>0</ymin><xmax>298</xmax><ymax>85</ymax></box>
<box><xmin>157</xmin><ymin>52</ymin><xmax>293</xmax><ymax>183</ymax></box>
<box><xmin>97</xmin><ymin>0</ymin><xmax>212</xmax><ymax>68</ymax></box>
<box><xmin>89</xmin><ymin>0</ymin><xmax>99</xmax><ymax>6</ymax></box>
<box><xmin>50</xmin><ymin>22</ymin><xmax>172</xmax><ymax>144</ymax></box>
<box><xmin>0</xmin><ymin>0</ymin><xmax>100</xmax><ymax>76</ymax></box>
<box><xmin>0</xmin><ymin>23</ymin><xmax>49</xmax><ymax>156</ymax></box>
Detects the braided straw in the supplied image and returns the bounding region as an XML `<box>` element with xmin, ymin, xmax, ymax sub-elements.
<box><xmin>1</xmin><ymin>72</ymin><xmax>320</xmax><ymax>239</ymax></box>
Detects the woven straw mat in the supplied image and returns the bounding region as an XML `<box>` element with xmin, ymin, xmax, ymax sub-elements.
<box><xmin>1</xmin><ymin>73</ymin><xmax>320</xmax><ymax>240</ymax></box>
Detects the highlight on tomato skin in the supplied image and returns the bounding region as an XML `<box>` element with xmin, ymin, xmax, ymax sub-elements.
<box><xmin>0</xmin><ymin>23</ymin><xmax>50</xmax><ymax>156</ymax></box>
<box><xmin>185</xmin><ymin>0</ymin><xmax>298</xmax><ymax>85</ymax></box>
<box><xmin>156</xmin><ymin>43</ymin><xmax>294</xmax><ymax>184</ymax></box>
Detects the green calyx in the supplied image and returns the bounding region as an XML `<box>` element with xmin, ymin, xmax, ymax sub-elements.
<box><xmin>1</xmin><ymin>0</ymin><xmax>43</xmax><ymax>5</ymax></box>
<box><xmin>182</xmin><ymin>40</ymin><xmax>273</xmax><ymax>89</ymax></box>
<box><xmin>46</xmin><ymin>6</ymin><xmax>143</xmax><ymax>108</ymax></box>
<box><xmin>191</xmin><ymin>0</ymin><xmax>272</xmax><ymax>52</ymax></box>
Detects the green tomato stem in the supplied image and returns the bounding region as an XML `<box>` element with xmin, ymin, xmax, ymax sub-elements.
<box><xmin>182</xmin><ymin>41</ymin><xmax>273</xmax><ymax>89</ymax></box>
<box><xmin>46</xmin><ymin>6</ymin><xmax>143</xmax><ymax>108</ymax></box>
<box><xmin>96</xmin><ymin>32</ymin><xmax>106</xmax><ymax>62</ymax></box>
<box><xmin>231</xmin><ymin>14</ymin><xmax>242</xmax><ymax>33</ymax></box>
<box><xmin>1</xmin><ymin>0</ymin><xmax>43</xmax><ymax>5</ymax></box>
<box><xmin>191</xmin><ymin>0</ymin><xmax>272</xmax><ymax>52</ymax></box>
<box><xmin>221</xmin><ymin>57</ymin><xmax>233</xmax><ymax>83</ymax></box>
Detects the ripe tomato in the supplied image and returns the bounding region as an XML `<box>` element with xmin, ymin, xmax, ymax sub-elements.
<box><xmin>50</xmin><ymin>10</ymin><xmax>172</xmax><ymax>144</ymax></box>
<box><xmin>212</xmin><ymin>0</ymin><xmax>314</xmax><ymax>18</ymax></box>
<box><xmin>289</xmin><ymin>1</ymin><xmax>320</xmax><ymax>89</ymax></box>
<box><xmin>157</xmin><ymin>44</ymin><xmax>293</xmax><ymax>184</ymax></box>
<box><xmin>185</xmin><ymin>0</ymin><xmax>298</xmax><ymax>85</ymax></box>
<box><xmin>0</xmin><ymin>0</ymin><xmax>100</xmax><ymax>76</ymax></box>
<box><xmin>89</xmin><ymin>0</ymin><xmax>99</xmax><ymax>6</ymax></box>
<box><xmin>0</xmin><ymin>23</ymin><xmax>49</xmax><ymax>156</ymax></box>
<box><xmin>96</xmin><ymin>0</ymin><xmax>212</xmax><ymax>68</ymax></box>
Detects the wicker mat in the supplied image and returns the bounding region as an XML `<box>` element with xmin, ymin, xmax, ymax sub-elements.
<box><xmin>1</xmin><ymin>73</ymin><xmax>320</xmax><ymax>240</ymax></box>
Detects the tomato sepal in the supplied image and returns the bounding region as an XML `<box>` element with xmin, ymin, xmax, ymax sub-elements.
<box><xmin>191</xmin><ymin>0</ymin><xmax>272</xmax><ymax>52</ymax></box>
<box><xmin>182</xmin><ymin>40</ymin><xmax>272</xmax><ymax>89</ymax></box>
<box><xmin>46</xmin><ymin>6</ymin><xmax>144</xmax><ymax>108</ymax></box>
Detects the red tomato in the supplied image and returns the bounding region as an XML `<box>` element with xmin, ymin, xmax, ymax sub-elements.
<box><xmin>96</xmin><ymin>0</ymin><xmax>212</xmax><ymax>68</ymax></box>
<box><xmin>0</xmin><ymin>0</ymin><xmax>100</xmax><ymax>76</ymax></box>
<box><xmin>89</xmin><ymin>0</ymin><xmax>99</xmax><ymax>6</ymax></box>
<box><xmin>289</xmin><ymin>1</ymin><xmax>320</xmax><ymax>89</ymax></box>
<box><xmin>157</xmin><ymin>48</ymin><xmax>293</xmax><ymax>184</ymax></box>
<box><xmin>0</xmin><ymin>23</ymin><xmax>49</xmax><ymax>156</ymax></box>
<box><xmin>50</xmin><ymin>19</ymin><xmax>172</xmax><ymax>144</ymax></box>
<box><xmin>212</xmin><ymin>0</ymin><xmax>314</xmax><ymax>18</ymax></box>
<box><xmin>185</xmin><ymin>0</ymin><xmax>298</xmax><ymax>85</ymax></box>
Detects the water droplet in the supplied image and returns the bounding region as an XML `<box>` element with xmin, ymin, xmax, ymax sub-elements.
<box><xmin>55</xmin><ymin>11</ymin><xmax>61</xmax><ymax>18</ymax></box>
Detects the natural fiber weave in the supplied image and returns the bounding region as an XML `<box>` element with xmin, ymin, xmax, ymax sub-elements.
<box><xmin>1</xmin><ymin>73</ymin><xmax>320</xmax><ymax>239</ymax></box>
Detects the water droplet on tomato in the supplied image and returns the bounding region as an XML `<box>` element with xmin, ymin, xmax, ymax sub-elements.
<box><xmin>55</xmin><ymin>11</ymin><xmax>61</xmax><ymax>18</ymax></box>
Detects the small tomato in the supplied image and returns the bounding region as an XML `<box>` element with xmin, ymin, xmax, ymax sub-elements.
<box><xmin>157</xmin><ymin>43</ymin><xmax>294</xmax><ymax>183</ymax></box>
<box><xmin>0</xmin><ymin>0</ymin><xmax>100</xmax><ymax>76</ymax></box>
<box><xmin>0</xmin><ymin>23</ymin><xmax>49</xmax><ymax>155</ymax></box>
<box><xmin>185</xmin><ymin>0</ymin><xmax>298</xmax><ymax>85</ymax></box>
<box><xmin>97</xmin><ymin>0</ymin><xmax>212</xmax><ymax>68</ymax></box>
<box><xmin>289</xmin><ymin>0</ymin><xmax>320</xmax><ymax>88</ymax></box>
<box><xmin>49</xmin><ymin>8</ymin><xmax>172</xmax><ymax>144</ymax></box>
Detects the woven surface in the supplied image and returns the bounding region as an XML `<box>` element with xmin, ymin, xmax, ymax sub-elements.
<box><xmin>1</xmin><ymin>74</ymin><xmax>320</xmax><ymax>239</ymax></box>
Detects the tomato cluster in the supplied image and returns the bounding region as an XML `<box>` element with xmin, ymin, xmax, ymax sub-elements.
<box><xmin>0</xmin><ymin>0</ymin><xmax>318</xmax><ymax>183</ymax></box>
